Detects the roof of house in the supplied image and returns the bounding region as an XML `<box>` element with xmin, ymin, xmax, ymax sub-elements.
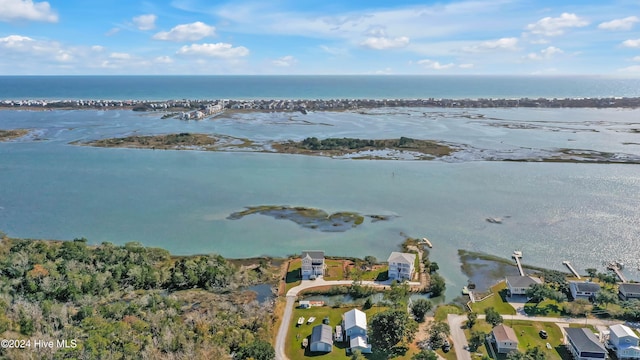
<box><xmin>387</xmin><ymin>251</ymin><xmax>416</xmax><ymax>265</ymax></box>
<box><xmin>565</xmin><ymin>328</ymin><xmax>606</xmax><ymax>354</ymax></box>
<box><xmin>506</xmin><ymin>276</ymin><xmax>542</xmax><ymax>288</ymax></box>
<box><xmin>570</xmin><ymin>281</ymin><xmax>601</xmax><ymax>293</ymax></box>
<box><xmin>310</xmin><ymin>324</ymin><xmax>333</xmax><ymax>346</ymax></box>
<box><xmin>343</xmin><ymin>309</ymin><xmax>367</xmax><ymax>331</ymax></box>
<box><xmin>301</xmin><ymin>251</ymin><xmax>324</xmax><ymax>260</ymax></box>
<box><xmin>610</xmin><ymin>324</ymin><xmax>639</xmax><ymax>340</ymax></box>
<box><xmin>620</xmin><ymin>283</ymin><xmax>640</xmax><ymax>293</ymax></box>
<box><xmin>350</xmin><ymin>335</ymin><xmax>370</xmax><ymax>349</ymax></box>
<box><xmin>492</xmin><ymin>324</ymin><xmax>518</xmax><ymax>343</ymax></box>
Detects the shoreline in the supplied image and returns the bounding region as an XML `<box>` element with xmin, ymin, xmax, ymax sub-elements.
<box><xmin>2</xmin><ymin>96</ymin><xmax>640</xmax><ymax>112</ymax></box>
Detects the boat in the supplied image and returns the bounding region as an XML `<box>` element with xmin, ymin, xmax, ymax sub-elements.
<box><xmin>302</xmin><ymin>338</ymin><xmax>308</xmax><ymax>348</ymax></box>
<box><xmin>486</xmin><ymin>217</ymin><xmax>503</xmax><ymax>224</ymax></box>
<box><xmin>421</xmin><ymin>237</ymin><xmax>433</xmax><ymax>248</ymax></box>
<box><xmin>462</xmin><ymin>286</ymin><xmax>470</xmax><ymax>295</ymax></box>
<box><xmin>297</xmin><ymin>317</ymin><xmax>304</xmax><ymax>326</ymax></box>
<box><xmin>307</xmin><ymin>317</ymin><xmax>316</xmax><ymax>324</ymax></box>
<box><xmin>513</xmin><ymin>250</ymin><xmax>523</xmax><ymax>257</ymax></box>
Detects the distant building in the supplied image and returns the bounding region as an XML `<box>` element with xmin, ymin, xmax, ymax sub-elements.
<box><xmin>300</xmin><ymin>251</ymin><xmax>324</xmax><ymax>280</ymax></box>
<box><xmin>299</xmin><ymin>300</ymin><xmax>310</xmax><ymax>309</ymax></box>
<box><xmin>565</xmin><ymin>327</ymin><xmax>607</xmax><ymax>360</ymax></box>
<box><xmin>607</xmin><ymin>324</ymin><xmax>640</xmax><ymax>359</ymax></box>
<box><xmin>505</xmin><ymin>276</ymin><xmax>543</xmax><ymax>296</ymax></box>
<box><xmin>491</xmin><ymin>324</ymin><xmax>519</xmax><ymax>354</ymax></box>
<box><xmin>387</xmin><ymin>252</ymin><xmax>416</xmax><ymax>281</ymax></box>
<box><xmin>309</xmin><ymin>324</ymin><xmax>333</xmax><ymax>353</ymax></box>
<box><xmin>570</xmin><ymin>281</ymin><xmax>601</xmax><ymax>300</ymax></box>
<box><xmin>619</xmin><ymin>283</ymin><xmax>640</xmax><ymax>301</ymax></box>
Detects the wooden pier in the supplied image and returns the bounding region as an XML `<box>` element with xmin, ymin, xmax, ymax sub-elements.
<box><xmin>562</xmin><ymin>261</ymin><xmax>581</xmax><ymax>279</ymax></box>
<box><xmin>607</xmin><ymin>262</ymin><xmax>627</xmax><ymax>283</ymax></box>
<box><xmin>512</xmin><ymin>251</ymin><xmax>524</xmax><ymax>276</ymax></box>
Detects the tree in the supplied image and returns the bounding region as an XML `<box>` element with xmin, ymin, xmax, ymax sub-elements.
<box><xmin>428</xmin><ymin>262</ymin><xmax>439</xmax><ymax>274</ymax></box>
<box><xmin>364</xmin><ymin>256</ymin><xmax>377</xmax><ymax>268</ymax></box>
<box><xmin>351</xmin><ymin>349</ymin><xmax>367</xmax><ymax>360</ymax></box>
<box><xmin>429</xmin><ymin>273</ymin><xmax>446</xmax><ymax>297</ymax></box>
<box><xmin>428</xmin><ymin>321</ymin><xmax>450</xmax><ymax>349</ymax></box>
<box><xmin>484</xmin><ymin>307</ymin><xmax>503</xmax><ymax>327</ymax></box>
<box><xmin>585</xmin><ymin>268</ymin><xmax>598</xmax><ymax>279</ymax></box>
<box><xmin>506</xmin><ymin>351</ymin><xmax>526</xmax><ymax>360</ymax></box>
<box><xmin>412</xmin><ymin>349</ymin><xmax>438</xmax><ymax>360</ymax></box>
<box><xmin>411</xmin><ymin>299</ymin><xmax>433</xmax><ymax>322</ymax></box>
<box><xmin>596</xmin><ymin>290</ymin><xmax>618</xmax><ymax>309</ymax></box>
<box><xmin>369</xmin><ymin>309</ymin><xmax>418</xmax><ymax>352</ymax></box>
<box><xmin>384</xmin><ymin>280</ymin><xmax>410</xmax><ymax>306</ymax></box>
<box><xmin>525</xmin><ymin>283</ymin><xmax>549</xmax><ymax>303</ymax></box>
<box><xmin>467</xmin><ymin>311</ymin><xmax>478</xmax><ymax>328</ymax></box>
<box><xmin>468</xmin><ymin>330</ymin><xmax>486</xmax><ymax>352</ymax></box>
<box><xmin>236</xmin><ymin>340</ymin><xmax>275</xmax><ymax>360</ymax></box>
<box><xmin>525</xmin><ymin>346</ymin><xmax>546</xmax><ymax>360</ymax></box>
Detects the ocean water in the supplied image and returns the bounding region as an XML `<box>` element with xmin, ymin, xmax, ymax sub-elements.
<box><xmin>1</xmin><ymin>75</ymin><xmax>640</xmax><ymax>100</ymax></box>
<box><xmin>1</xmin><ymin>76</ymin><xmax>640</xmax><ymax>300</ymax></box>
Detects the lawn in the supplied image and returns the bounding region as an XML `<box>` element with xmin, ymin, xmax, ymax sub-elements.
<box><xmin>434</xmin><ymin>305</ymin><xmax>464</xmax><ymax>322</ymax></box>
<box><xmin>471</xmin><ymin>282</ymin><xmax>516</xmax><ymax>315</ymax></box>
<box><xmin>286</xmin><ymin>259</ymin><xmax>302</xmax><ymax>293</ymax></box>
<box><xmin>523</xmin><ymin>299</ymin><xmax>562</xmax><ymax>317</ymax></box>
<box><xmin>361</xmin><ymin>266</ymin><xmax>389</xmax><ymax>281</ymax></box>
<box><xmin>325</xmin><ymin>259</ymin><xmax>345</xmax><ymax>280</ymax></box>
<box><xmin>464</xmin><ymin>319</ymin><xmax>564</xmax><ymax>359</ymax></box>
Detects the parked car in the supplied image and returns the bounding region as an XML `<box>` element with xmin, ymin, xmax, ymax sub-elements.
<box><xmin>539</xmin><ymin>330</ymin><xmax>548</xmax><ymax>339</ymax></box>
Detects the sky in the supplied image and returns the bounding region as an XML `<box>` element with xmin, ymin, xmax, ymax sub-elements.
<box><xmin>0</xmin><ymin>0</ymin><xmax>639</xmax><ymax>75</ymax></box>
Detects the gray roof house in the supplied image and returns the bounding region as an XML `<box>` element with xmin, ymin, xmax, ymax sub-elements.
<box><xmin>570</xmin><ymin>281</ymin><xmax>601</xmax><ymax>300</ymax></box>
<box><xmin>619</xmin><ymin>283</ymin><xmax>640</xmax><ymax>301</ymax></box>
<box><xmin>301</xmin><ymin>251</ymin><xmax>325</xmax><ymax>280</ymax></box>
<box><xmin>310</xmin><ymin>324</ymin><xmax>333</xmax><ymax>353</ymax></box>
<box><xmin>505</xmin><ymin>276</ymin><xmax>543</xmax><ymax>296</ymax></box>
<box><xmin>565</xmin><ymin>327</ymin><xmax>607</xmax><ymax>360</ymax></box>
<box><xmin>492</xmin><ymin>324</ymin><xmax>519</xmax><ymax>353</ymax></box>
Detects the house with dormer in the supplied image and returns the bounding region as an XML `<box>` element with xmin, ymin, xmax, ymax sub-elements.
<box><xmin>387</xmin><ymin>252</ymin><xmax>416</xmax><ymax>281</ymax></box>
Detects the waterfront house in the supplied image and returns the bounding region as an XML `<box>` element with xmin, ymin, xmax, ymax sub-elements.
<box><xmin>387</xmin><ymin>252</ymin><xmax>416</xmax><ymax>281</ymax></box>
<box><xmin>343</xmin><ymin>309</ymin><xmax>367</xmax><ymax>339</ymax></box>
<box><xmin>565</xmin><ymin>327</ymin><xmax>607</xmax><ymax>360</ymax></box>
<box><xmin>570</xmin><ymin>281</ymin><xmax>601</xmax><ymax>300</ymax></box>
<box><xmin>607</xmin><ymin>324</ymin><xmax>640</xmax><ymax>359</ymax></box>
<box><xmin>619</xmin><ymin>283</ymin><xmax>640</xmax><ymax>301</ymax></box>
<box><xmin>491</xmin><ymin>324</ymin><xmax>519</xmax><ymax>354</ymax></box>
<box><xmin>300</xmin><ymin>251</ymin><xmax>325</xmax><ymax>280</ymax></box>
<box><xmin>349</xmin><ymin>335</ymin><xmax>372</xmax><ymax>354</ymax></box>
<box><xmin>309</xmin><ymin>324</ymin><xmax>333</xmax><ymax>353</ymax></box>
<box><xmin>505</xmin><ymin>276</ymin><xmax>543</xmax><ymax>296</ymax></box>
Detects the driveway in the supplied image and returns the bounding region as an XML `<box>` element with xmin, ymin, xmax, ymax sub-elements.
<box><xmin>448</xmin><ymin>314</ymin><xmax>472</xmax><ymax>360</ymax></box>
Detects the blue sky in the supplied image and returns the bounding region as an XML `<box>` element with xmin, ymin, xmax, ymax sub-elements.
<box><xmin>1</xmin><ymin>0</ymin><xmax>639</xmax><ymax>75</ymax></box>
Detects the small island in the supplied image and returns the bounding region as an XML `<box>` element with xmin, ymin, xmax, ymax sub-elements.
<box><xmin>0</xmin><ymin>129</ymin><xmax>29</xmax><ymax>141</ymax></box>
<box><xmin>228</xmin><ymin>205</ymin><xmax>396</xmax><ymax>232</ymax></box>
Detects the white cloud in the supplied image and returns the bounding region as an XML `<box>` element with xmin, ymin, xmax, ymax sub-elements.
<box><xmin>133</xmin><ymin>14</ymin><xmax>157</xmax><ymax>31</ymax></box>
<box><xmin>55</xmin><ymin>50</ymin><xmax>72</xmax><ymax>62</ymax></box>
<box><xmin>153</xmin><ymin>22</ymin><xmax>216</xmax><ymax>42</ymax></box>
<box><xmin>525</xmin><ymin>46</ymin><xmax>563</xmax><ymax>60</ymax></box>
<box><xmin>109</xmin><ymin>52</ymin><xmax>131</xmax><ymax>60</ymax></box>
<box><xmin>622</xmin><ymin>39</ymin><xmax>640</xmax><ymax>48</ymax></box>
<box><xmin>0</xmin><ymin>0</ymin><xmax>58</xmax><ymax>22</ymax></box>
<box><xmin>177</xmin><ymin>43</ymin><xmax>249</xmax><ymax>58</ymax></box>
<box><xmin>417</xmin><ymin>59</ymin><xmax>455</xmax><ymax>70</ymax></box>
<box><xmin>106</xmin><ymin>28</ymin><xmax>120</xmax><ymax>36</ymax></box>
<box><xmin>618</xmin><ymin>65</ymin><xmax>640</xmax><ymax>73</ymax></box>
<box><xmin>458</xmin><ymin>63</ymin><xmax>474</xmax><ymax>69</ymax></box>
<box><xmin>0</xmin><ymin>34</ymin><xmax>77</xmax><ymax>64</ymax></box>
<box><xmin>464</xmin><ymin>37</ymin><xmax>518</xmax><ymax>52</ymax></box>
<box><xmin>154</xmin><ymin>56</ymin><xmax>173</xmax><ymax>64</ymax></box>
<box><xmin>0</xmin><ymin>34</ymin><xmax>34</xmax><ymax>48</ymax></box>
<box><xmin>526</xmin><ymin>13</ymin><xmax>588</xmax><ymax>37</ymax></box>
<box><xmin>91</xmin><ymin>45</ymin><xmax>104</xmax><ymax>52</ymax></box>
<box><xmin>633</xmin><ymin>56</ymin><xmax>640</xmax><ymax>62</ymax></box>
<box><xmin>272</xmin><ymin>55</ymin><xmax>296</xmax><ymax>67</ymax></box>
<box><xmin>361</xmin><ymin>35</ymin><xmax>410</xmax><ymax>50</ymax></box>
<box><xmin>319</xmin><ymin>45</ymin><xmax>348</xmax><ymax>56</ymax></box>
<box><xmin>598</xmin><ymin>16</ymin><xmax>639</xmax><ymax>31</ymax></box>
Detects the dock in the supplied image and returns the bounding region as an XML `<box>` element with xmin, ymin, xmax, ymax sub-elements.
<box><xmin>512</xmin><ymin>251</ymin><xmax>524</xmax><ymax>276</ymax></box>
<box><xmin>562</xmin><ymin>261</ymin><xmax>581</xmax><ymax>279</ymax></box>
<box><xmin>607</xmin><ymin>262</ymin><xmax>627</xmax><ymax>283</ymax></box>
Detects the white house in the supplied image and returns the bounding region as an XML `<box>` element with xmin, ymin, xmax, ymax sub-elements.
<box><xmin>301</xmin><ymin>251</ymin><xmax>325</xmax><ymax>279</ymax></box>
<box><xmin>387</xmin><ymin>252</ymin><xmax>416</xmax><ymax>281</ymax></box>
<box><xmin>619</xmin><ymin>283</ymin><xmax>640</xmax><ymax>301</ymax></box>
<box><xmin>343</xmin><ymin>309</ymin><xmax>367</xmax><ymax>339</ymax></box>
<box><xmin>492</xmin><ymin>324</ymin><xmax>519</xmax><ymax>354</ymax></box>
<box><xmin>350</xmin><ymin>335</ymin><xmax>372</xmax><ymax>354</ymax></box>
<box><xmin>607</xmin><ymin>324</ymin><xmax>640</xmax><ymax>359</ymax></box>
<box><xmin>570</xmin><ymin>281</ymin><xmax>601</xmax><ymax>300</ymax></box>
<box><xmin>310</xmin><ymin>324</ymin><xmax>333</xmax><ymax>353</ymax></box>
<box><xmin>565</xmin><ymin>327</ymin><xmax>607</xmax><ymax>360</ymax></box>
<box><xmin>505</xmin><ymin>276</ymin><xmax>543</xmax><ymax>296</ymax></box>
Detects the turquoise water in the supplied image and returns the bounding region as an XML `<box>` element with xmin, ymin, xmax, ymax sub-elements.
<box><xmin>1</xmin><ymin>107</ymin><xmax>640</xmax><ymax>300</ymax></box>
<box><xmin>2</xmin><ymin>75</ymin><xmax>640</xmax><ymax>100</ymax></box>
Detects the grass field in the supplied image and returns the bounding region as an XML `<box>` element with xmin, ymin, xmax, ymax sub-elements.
<box><xmin>471</xmin><ymin>282</ymin><xmax>516</xmax><ymax>315</ymax></box>
<box><xmin>523</xmin><ymin>299</ymin><xmax>563</xmax><ymax>317</ymax></box>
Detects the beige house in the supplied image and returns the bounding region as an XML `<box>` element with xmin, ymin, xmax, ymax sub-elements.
<box><xmin>492</xmin><ymin>324</ymin><xmax>519</xmax><ymax>354</ymax></box>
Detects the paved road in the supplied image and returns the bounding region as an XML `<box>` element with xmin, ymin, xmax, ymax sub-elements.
<box><xmin>448</xmin><ymin>314</ymin><xmax>472</xmax><ymax>360</ymax></box>
<box><xmin>275</xmin><ymin>278</ymin><xmax>420</xmax><ymax>360</ymax></box>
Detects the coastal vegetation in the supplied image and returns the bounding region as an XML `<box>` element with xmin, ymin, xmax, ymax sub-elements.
<box><xmin>0</xmin><ymin>234</ymin><xmax>277</xmax><ymax>360</ymax></box>
<box><xmin>0</xmin><ymin>129</ymin><xmax>28</xmax><ymax>141</ymax></box>
<box><xmin>228</xmin><ymin>205</ymin><xmax>396</xmax><ymax>232</ymax></box>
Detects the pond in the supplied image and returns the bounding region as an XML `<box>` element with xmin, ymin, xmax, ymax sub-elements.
<box><xmin>245</xmin><ymin>284</ymin><xmax>276</xmax><ymax>303</ymax></box>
